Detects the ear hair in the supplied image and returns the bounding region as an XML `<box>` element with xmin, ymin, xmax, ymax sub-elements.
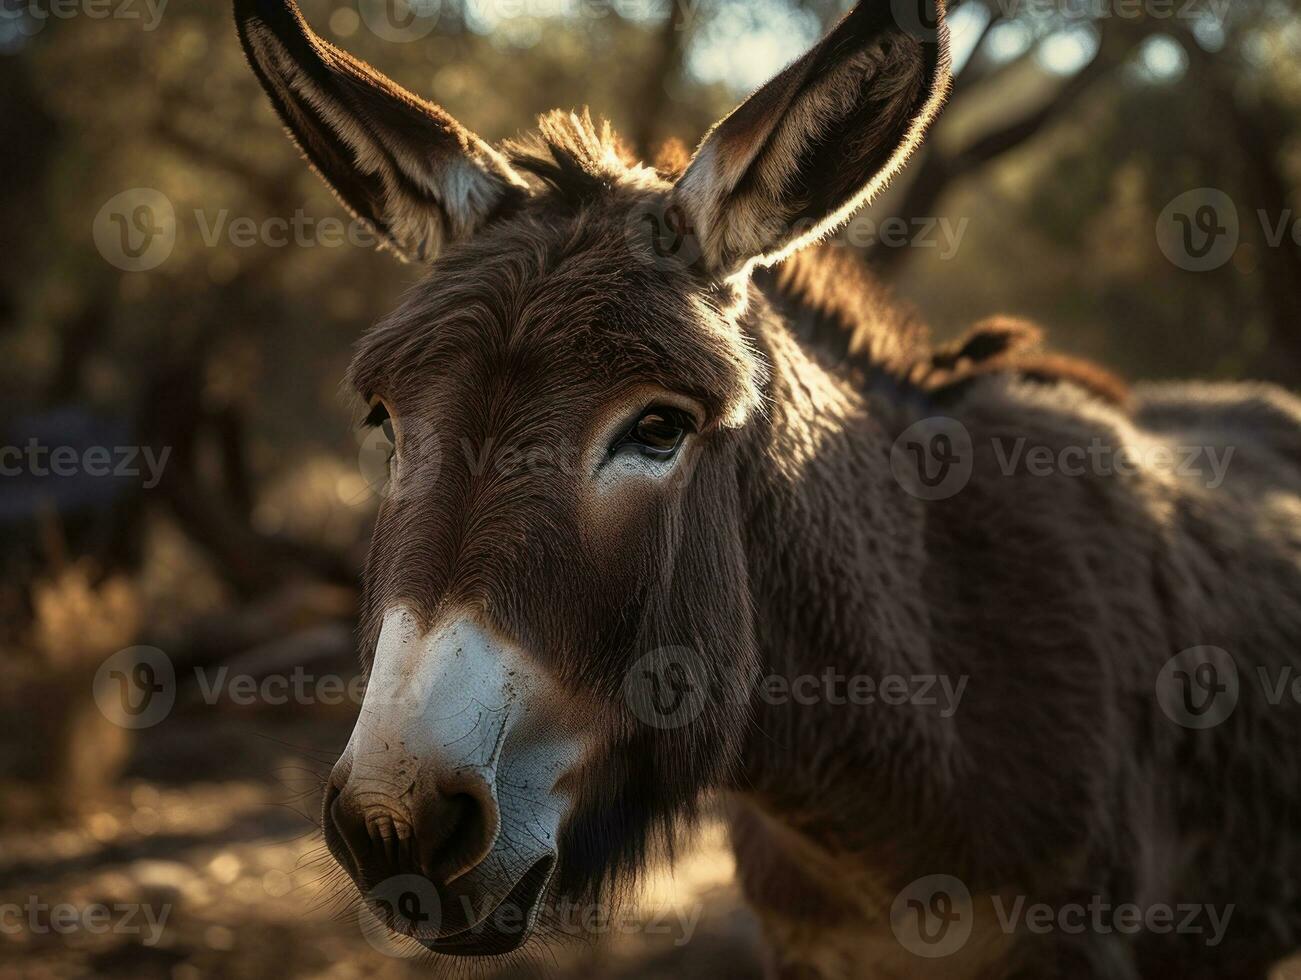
<box><xmin>673</xmin><ymin>1</ymin><xmax>951</xmax><ymax>278</ymax></box>
<box><xmin>234</xmin><ymin>0</ymin><xmax>526</xmax><ymax>263</ymax></box>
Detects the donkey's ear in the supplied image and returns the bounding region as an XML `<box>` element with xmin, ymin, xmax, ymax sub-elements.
<box><xmin>672</xmin><ymin>1</ymin><xmax>951</xmax><ymax>277</ymax></box>
<box><xmin>234</xmin><ymin>0</ymin><xmax>525</xmax><ymax>263</ymax></box>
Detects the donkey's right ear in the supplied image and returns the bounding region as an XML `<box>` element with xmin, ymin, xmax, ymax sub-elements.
<box><xmin>234</xmin><ymin>0</ymin><xmax>525</xmax><ymax>263</ymax></box>
<box><xmin>672</xmin><ymin>0</ymin><xmax>951</xmax><ymax>278</ymax></box>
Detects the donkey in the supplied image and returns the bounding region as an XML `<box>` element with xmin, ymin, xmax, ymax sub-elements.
<box><xmin>234</xmin><ymin>1</ymin><xmax>1301</xmax><ymax>976</ymax></box>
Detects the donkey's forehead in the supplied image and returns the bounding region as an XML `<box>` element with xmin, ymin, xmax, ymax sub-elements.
<box><xmin>347</xmin><ymin>199</ymin><xmax>763</xmax><ymax>423</ymax></box>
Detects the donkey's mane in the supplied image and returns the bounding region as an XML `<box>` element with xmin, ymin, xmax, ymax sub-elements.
<box><xmin>757</xmin><ymin>243</ymin><xmax>930</xmax><ymax>383</ymax></box>
<box><xmin>759</xmin><ymin>244</ymin><xmax>1131</xmax><ymax>408</ymax></box>
<box><xmin>505</xmin><ymin>109</ymin><xmax>648</xmax><ymax>202</ymax></box>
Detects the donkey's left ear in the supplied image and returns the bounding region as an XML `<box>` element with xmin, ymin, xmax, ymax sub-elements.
<box><xmin>673</xmin><ymin>1</ymin><xmax>951</xmax><ymax>278</ymax></box>
<box><xmin>234</xmin><ymin>0</ymin><xmax>526</xmax><ymax>263</ymax></box>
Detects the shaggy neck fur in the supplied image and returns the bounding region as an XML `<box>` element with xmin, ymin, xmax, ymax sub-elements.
<box><xmin>732</xmin><ymin>276</ymin><xmax>949</xmax><ymax>823</ymax></box>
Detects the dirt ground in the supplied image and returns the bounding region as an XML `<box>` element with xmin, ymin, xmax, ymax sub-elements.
<box><xmin>0</xmin><ymin>684</ymin><xmax>763</xmax><ymax>980</ymax></box>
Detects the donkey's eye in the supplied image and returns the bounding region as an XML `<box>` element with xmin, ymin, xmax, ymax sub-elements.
<box><xmin>363</xmin><ymin>403</ymin><xmax>396</xmax><ymax>459</ymax></box>
<box><xmin>615</xmin><ymin>407</ymin><xmax>694</xmax><ymax>458</ymax></box>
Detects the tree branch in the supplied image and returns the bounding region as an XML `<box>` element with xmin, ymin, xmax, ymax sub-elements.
<box><xmin>631</xmin><ymin>0</ymin><xmax>691</xmax><ymax>156</ymax></box>
<box><xmin>869</xmin><ymin>24</ymin><xmax>1140</xmax><ymax>275</ymax></box>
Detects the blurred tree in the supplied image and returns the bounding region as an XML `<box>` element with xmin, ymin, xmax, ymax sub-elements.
<box><xmin>872</xmin><ymin>0</ymin><xmax>1301</xmax><ymax>383</ymax></box>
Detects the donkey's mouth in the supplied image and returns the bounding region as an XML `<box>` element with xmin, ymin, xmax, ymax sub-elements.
<box><xmin>415</xmin><ymin>854</ymin><xmax>556</xmax><ymax>956</ymax></box>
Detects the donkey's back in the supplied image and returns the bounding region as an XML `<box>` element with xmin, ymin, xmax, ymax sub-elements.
<box><xmin>926</xmin><ymin>366</ymin><xmax>1301</xmax><ymax>975</ymax></box>
<box><xmin>1135</xmin><ymin>380</ymin><xmax>1301</xmax><ymax>476</ymax></box>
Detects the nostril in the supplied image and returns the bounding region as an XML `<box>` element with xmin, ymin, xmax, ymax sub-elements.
<box><xmin>324</xmin><ymin>785</ymin><xmax>369</xmax><ymax>880</ymax></box>
<box><xmin>419</xmin><ymin>783</ymin><xmax>500</xmax><ymax>886</ymax></box>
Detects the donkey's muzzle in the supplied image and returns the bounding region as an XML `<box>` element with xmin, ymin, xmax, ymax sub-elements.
<box><xmin>323</xmin><ymin>606</ymin><xmax>584</xmax><ymax>955</ymax></box>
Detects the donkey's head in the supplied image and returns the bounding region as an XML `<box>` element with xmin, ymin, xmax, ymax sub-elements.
<box><xmin>235</xmin><ymin>0</ymin><xmax>949</xmax><ymax>956</ymax></box>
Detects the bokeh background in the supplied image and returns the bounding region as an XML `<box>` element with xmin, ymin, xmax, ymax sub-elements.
<box><xmin>2</xmin><ymin>0</ymin><xmax>1301</xmax><ymax>977</ymax></box>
